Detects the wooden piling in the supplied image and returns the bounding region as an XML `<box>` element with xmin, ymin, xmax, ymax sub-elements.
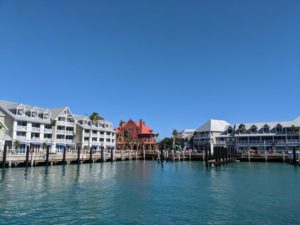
<box><xmin>77</xmin><ymin>146</ymin><xmax>81</xmax><ymax>164</ymax></box>
<box><xmin>292</xmin><ymin>147</ymin><xmax>297</xmax><ymax>166</ymax></box>
<box><xmin>25</xmin><ymin>145</ymin><xmax>30</xmax><ymax>168</ymax></box>
<box><xmin>63</xmin><ymin>147</ymin><xmax>67</xmax><ymax>165</ymax></box>
<box><xmin>2</xmin><ymin>144</ymin><xmax>7</xmax><ymax>168</ymax></box>
<box><xmin>45</xmin><ymin>145</ymin><xmax>50</xmax><ymax>166</ymax></box>
<box><xmin>101</xmin><ymin>147</ymin><xmax>105</xmax><ymax>162</ymax></box>
<box><xmin>89</xmin><ymin>147</ymin><xmax>93</xmax><ymax>163</ymax></box>
<box><xmin>111</xmin><ymin>148</ymin><xmax>115</xmax><ymax>162</ymax></box>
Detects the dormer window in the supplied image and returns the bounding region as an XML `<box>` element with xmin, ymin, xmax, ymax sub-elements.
<box><xmin>251</xmin><ymin>125</ymin><xmax>257</xmax><ymax>133</ymax></box>
<box><xmin>16</xmin><ymin>104</ymin><xmax>26</xmax><ymax>115</ymax></box>
<box><xmin>44</xmin><ymin>112</ymin><xmax>50</xmax><ymax>119</ymax></box>
<box><xmin>276</xmin><ymin>124</ymin><xmax>283</xmax><ymax>133</ymax></box>
<box><xmin>263</xmin><ymin>124</ymin><xmax>270</xmax><ymax>133</ymax></box>
<box><xmin>227</xmin><ymin>127</ymin><xmax>233</xmax><ymax>134</ymax></box>
<box><xmin>31</xmin><ymin>107</ymin><xmax>38</xmax><ymax>117</ymax></box>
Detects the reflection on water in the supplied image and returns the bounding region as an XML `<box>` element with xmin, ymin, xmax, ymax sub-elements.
<box><xmin>0</xmin><ymin>161</ymin><xmax>299</xmax><ymax>224</ymax></box>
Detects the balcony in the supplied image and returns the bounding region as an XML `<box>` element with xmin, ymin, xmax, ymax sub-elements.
<box><xmin>66</xmin><ymin>131</ymin><xmax>74</xmax><ymax>135</ymax></box>
<box><xmin>66</xmin><ymin>139</ymin><xmax>73</xmax><ymax>144</ymax></box>
<box><xmin>31</xmin><ymin>137</ymin><xmax>40</xmax><ymax>141</ymax></box>
<box><xmin>44</xmin><ymin>128</ymin><xmax>52</xmax><ymax>133</ymax></box>
<box><xmin>16</xmin><ymin>136</ymin><xmax>26</xmax><ymax>140</ymax></box>
<box><xmin>57</xmin><ymin>130</ymin><xmax>65</xmax><ymax>135</ymax></box>
<box><xmin>43</xmin><ymin>138</ymin><xmax>52</xmax><ymax>142</ymax></box>
<box><xmin>31</xmin><ymin>127</ymin><xmax>40</xmax><ymax>132</ymax></box>
<box><xmin>16</xmin><ymin>126</ymin><xmax>27</xmax><ymax>131</ymax></box>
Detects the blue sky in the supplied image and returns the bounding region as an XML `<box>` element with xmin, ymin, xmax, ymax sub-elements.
<box><xmin>0</xmin><ymin>0</ymin><xmax>299</xmax><ymax>138</ymax></box>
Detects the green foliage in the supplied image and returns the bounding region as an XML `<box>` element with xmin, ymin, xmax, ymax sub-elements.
<box><xmin>159</xmin><ymin>137</ymin><xmax>172</xmax><ymax>150</ymax></box>
<box><xmin>238</xmin><ymin>124</ymin><xmax>246</xmax><ymax>133</ymax></box>
<box><xmin>89</xmin><ymin>112</ymin><xmax>103</xmax><ymax>123</ymax></box>
<box><xmin>14</xmin><ymin>140</ymin><xmax>21</xmax><ymax>149</ymax></box>
<box><xmin>51</xmin><ymin>119</ymin><xmax>56</xmax><ymax>128</ymax></box>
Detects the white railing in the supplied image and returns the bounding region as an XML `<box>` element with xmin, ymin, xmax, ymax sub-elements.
<box><xmin>66</xmin><ymin>131</ymin><xmax>74</xmax><ymax>135</ymax></box>
<box><xmin>16</xmin><ymin>136</ymin><xmax>26</xmax><ymax>140</ymax></box>
<box><xmin>66</xmin><ymin>139</ymin><xmax>73</xmax><ymax>144</ymax></box>
<box><xmin>44</xmin><ymin>128</ymin><xmax>52</xmax><ymax>133</ymax></box>
<box><xmin>31</xmin><ymin>137</ymin><xmax>40</xmax><ymax>141</ymax></box>
<box><xmin>57</xmin><ymin>130</ymin><xmax>65</xmax><ymax>134</ymax></box>
<box><xmin>16</xmin><ymin>126</ymin><xmax>27</xmax><ymax>131</ymax></box>
<box><xmin>31</xmin><ymin>127</ymin><xmax>40</xmax><ymax>132</ymax></box>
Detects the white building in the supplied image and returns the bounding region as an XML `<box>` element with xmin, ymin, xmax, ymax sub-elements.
<box><xmin>0</xmin><ymin>100</ymin><xmax>115</xmax><ymax>153</ymax></box>
<box><xmin>194</xmin><ymin>119</ymin><xmax>230</xmax><ymax>154</ymax></box>
<box><xmin>193</xmin><ymin>117</ymin><xmax>300</xmax><ymax>153</ymax></box>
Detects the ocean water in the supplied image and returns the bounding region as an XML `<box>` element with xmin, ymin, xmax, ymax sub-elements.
<box><xmin>0</xmin><ymin>161</ymin><xmax>299</xmax><ymax>225</ymax></box>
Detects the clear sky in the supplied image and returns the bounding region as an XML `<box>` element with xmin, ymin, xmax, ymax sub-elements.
<box><xmin>0</xmin><ymin>0</ymin><xmax>299</xmax><ymax>138</ymax></box>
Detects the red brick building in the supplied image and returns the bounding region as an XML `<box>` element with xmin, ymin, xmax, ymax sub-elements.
<box><xmin>115</xmin><ymin>119</ymin><xmax>157</xmax><ymax>150</ymax></box>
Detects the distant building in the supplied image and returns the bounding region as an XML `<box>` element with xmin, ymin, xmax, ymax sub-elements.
<box><xmin>178</xmin><ymin>129</ymin><xmax>195</xmax><ymax>150</ymax></box>
<box><xmin>193</xmin><ymin>117</ymin><xmax>300</xmax><ymax>153</ymax></box>
<box><xmin>115</xmin><ymin>119</ymin><xmax>157</xmax><ymax>150</ymax></box>
<box><xmin>0</xmin><ymin>100</ymin><xmax>115</xmax><ymax>153</ymax></box>
<box><xmin>194</xmin><ymin>119</ymin><xmax>230</xmax><ymax>153</ymax></box>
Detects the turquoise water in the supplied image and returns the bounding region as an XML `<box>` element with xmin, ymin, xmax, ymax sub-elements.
<box><xmin>0</xmin><ymin>161</ymin><xmax>299</xmax><ymax>225</ymax></box>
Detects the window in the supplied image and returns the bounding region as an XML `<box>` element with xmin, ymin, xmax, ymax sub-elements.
<box><xmin>276</xmin><ymin>124</ymin><xmax>283</xmax><ymax>133</ymax></box>
<box><xmin>32</xmin><ymin>123</ymin><xmax>40</xmax><ymax>128</ymax></box>
<box><xmin>251</xmin><ymin>125</ymin><xmax>257</xmax><ymax>133</ymax></box>
<box><xmin>16</xmin><ymin>131</ymin><xmax>26</xmax><ymax>137</ymax></box>
<box><xmin>263</xmin><ymin>125</ymin><xmax>270</xmax><ymax>133</ymax></box>
<box><xmin>17</xmin><ymin>121</ymin><xmax>27</xmax><ymax>126</ymax></box>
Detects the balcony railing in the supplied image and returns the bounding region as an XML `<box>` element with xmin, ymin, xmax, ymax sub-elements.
<box><xmin>31</xmin><ymin>127</ymin><xmax>40</xmax><ymax>132</ymax></box>
<box><xmin>57</xmin><ymin>130</ymin><xmax>65</xmax><ymax>134</ymax></box>
<box><xmin>66</xmin><ymin>131</ymin><xmax>74</xmax><ymax>135</ymax></box>
<box><xmin>16</xmin><ymin>126</ymin><xmax>27</xmax><ymax>131</ymax></box>
<box><xmin>31</xmin><ymin>137</ymin><xmax>40</xmax><ymax>141</ymax></box>
<box><xmin>44</xmin><ymin>128</ymin><xmax>52</xmax><ymax>133</ymax></box>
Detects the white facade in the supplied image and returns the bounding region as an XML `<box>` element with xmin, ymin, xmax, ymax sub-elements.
<box><xmin>194</xmin><ymin>117</ymin><xmax>300</xmax><ymax>153</ymax></box>
<box><xmin>0</xmin><ymin>100</ymin><xmax>116</xmax><ymax>152</ymax></box>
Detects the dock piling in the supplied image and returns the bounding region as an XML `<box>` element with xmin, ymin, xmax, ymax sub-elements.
<box><xmin>2</xmin><ymin>144</ymin><xmax>7</xmax><ymax>168</ymax></box>
<box><xmin>25</xmin><ymin>145</ymin><xmax>30</xmax><ymax>168</ymax></box>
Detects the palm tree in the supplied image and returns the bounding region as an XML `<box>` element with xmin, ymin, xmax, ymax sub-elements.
<box><xmin>172</xmin><ymin>129</ymin><xmax>178</xmax><ymax>150</ymax></box>
<box><xmin>238</xmin><ymin>124</ymin><xmax>246</xmax><ymax>133</ymax></box>
<box><xmin>89</xmin><ymin>112</ymin><xmax>103</xmax><ymax>148</ymax></box>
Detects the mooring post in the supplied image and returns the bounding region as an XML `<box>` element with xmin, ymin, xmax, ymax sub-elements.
<box><xmin>160</xmin><ymin>148</ymin><xmax>164</xmax><ymax>162</ymax></box>
<box><xmin>2</xmin><ymin>144</ymin><xmax>7</xmax><ymax>168</ymax></box>
<box><xmin>248</xmin><ymin>150</ymin><xmax>251</xmax><ymax>162</ymax></box>
<box><xmin>45</xmin><ymin>145</ymin><xmax>50</xmax><ymax>166</ymax></box>
<box><xmin>111</xmin><ymin>148</ymin><xmax>115</xmax><ymax>162</ymax></box>
<box><xmin>101</xmin><ymin>147</ymin><xmax>105</xmax><ymax>162</ymax></box>
<box><xmin>25</xmin><ymin>145</ymin><xmax>30</xmax><ymax>168</ymax></box>
<box><xmin>292</xmin><ymin>147</ymin><xmax>297</xmax><ymax>166</ymax></box>
<box><xmin>30</xmin><ymin>149</ymin><xmax>35</xmax><ymax>167</ymax></box>
<box><xmin>63</xmin><ymin>146</ymin><xmax>67</xmax><ymax>165</ymax></box>
<box><xmin>189</xmin><ymin>150</ymin><xmax>192</xmax><ymax>161</ymax></box>
<box><xmin>205</xmin><ymin>148</ymin><xmax>208</xmax><ymax>167</ymax></box>
<box><xmin>77</xmin><ymin>146</ymin><xmax>81</xmax><ymax>164</ymax></box>
<box><xmin>172</xmin><ymin>150</ymin><xmax>175</xmax><ymax>161</ymax></box>
<box><xmin>143</xmin><ymin>149</ymin><xmax>146</xmax><ymax>160</ymax></box>
<box><xmin>89</xmin><ymin>146</ymin><xmax>93</xmax><ymax>163</ymax></box>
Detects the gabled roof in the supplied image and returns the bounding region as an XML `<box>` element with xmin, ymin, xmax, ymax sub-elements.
<box><xmin>74</xmin><ymin>114</ymin><xmax>114</xmax><ymax>131</ymax></box>
<box><xmin>0</xmin><ymin>100</ymin><xmax>52</xmax><ymax>124</ymax></box>
<box><xmin>196</xmin><ymin>119</ymin><xmax>230</xmax><ymax>132</ymax></box>
<box><xmin>0</xmin><ymin>111</ymin><xmax>4</xmax><ymax>117</ymax></box>
<box><xmin>116</xmin><ymin>119</ymin><xmax>154</xmax><ymax>135</ymax></box>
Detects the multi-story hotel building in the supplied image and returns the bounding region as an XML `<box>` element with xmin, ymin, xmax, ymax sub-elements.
<box><xmin>0</xmin><ymin>100</ymin><xmax>115</xmax><ymax>153</ymax></box>
<box><xmin>75</xmin><ymin>115</ymin><xmax>115</xmax><ymax>151</ymax></box>
<box><xmin>194</xmin><ymin>117</ymin><xmax>300</xmax><ymax>153</ymax></box>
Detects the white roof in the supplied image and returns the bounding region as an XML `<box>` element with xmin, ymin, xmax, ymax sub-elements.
<box><xmin>196</xmin><ymin>119</ymin><xmax>230</xmax><ymax>132</ymax></box>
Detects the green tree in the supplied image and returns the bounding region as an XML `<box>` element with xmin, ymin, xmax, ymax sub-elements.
<box><xmin>238</xmin><ymin>124</ymin><xmax>246</xmax><ymax>133</ymax></box>
<box><xmin>159</xmin><ymin>137</ymin><xmax>173</xmax><ymax>150</ymax></box>
<box><xmin>172</xmin><ymin>129</ymin><xmax>178</xmax><ymax>149</ymax></box>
